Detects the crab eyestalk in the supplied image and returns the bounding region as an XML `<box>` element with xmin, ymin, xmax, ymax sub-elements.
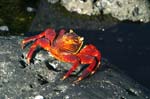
<box><xmin>69</xmin><ymin>29</ymin><xmax>74</xmax><ymax>33</ymax></box>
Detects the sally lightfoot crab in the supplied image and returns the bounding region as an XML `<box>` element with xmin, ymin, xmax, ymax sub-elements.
<box><xmin>21</xmin><ymin>28</ymin><xmax>101</xmax><ymax>82</ymax></box>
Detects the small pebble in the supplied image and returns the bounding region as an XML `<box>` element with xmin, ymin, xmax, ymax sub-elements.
<box><xmin>34</xmin><ymin>95</ymin><xmax>44</xmax><ymax>99</ymax></box>
<box><xmin>26</xmin><ymin>7</ymin><xmax>36</xmax><ymax>12</ymax></box>
<box><xmin>0</xmin><ymin>26</ymin><xmax>9</xmax><ymax>31</ymax></box>
<box><xmin>64</xmin><ymin>95</ymin><xmax>70</xmax><ymax>99</ymax></box>
<box><xmin>47</xmin><ymin>0</ymin><xmax>59</xmax><ymax>4</ymax></box>
<box><xmin>102</xmin><ymin>28</ymin><xmax>105</xmax><ymax>31</ymax></box>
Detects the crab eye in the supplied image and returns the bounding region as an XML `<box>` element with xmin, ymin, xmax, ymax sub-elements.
<box><xmin>78</xmin><ymin>37</ymin><xmax>84</xmax><ymax>41</ymax></box>
<box><xmin>80</xmin><ymin>37</ymin><xmax>84</xmax><ymax>41</ymax></box>
<box><xmin>69</xmin><ymin>29</ymin><xmax>74</xmax><ymax>33</ymax></box>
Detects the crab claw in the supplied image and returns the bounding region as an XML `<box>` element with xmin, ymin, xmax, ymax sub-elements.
<box><xmin>73</xmin><ymin>77</ymin><xmax>83</xmax><ymax>84</ymax></box>
<box><xmin>60</xmin><ymin>75</ymin><xmax>67</xmax><ymax>81</ymax></box>
<box><xmin>21</xmin><ymin>40</ymin><xmax>25</xmax><ymax>49</ymax></box>
<box><xmin>27</xmin><ymin>58</ymin><xmax>31</xmax><ymax>64</ymax></box>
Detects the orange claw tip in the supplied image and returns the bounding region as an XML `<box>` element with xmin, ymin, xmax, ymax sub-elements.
<box><xmin>27</xmin><ymin>58</ymin><xmax>31</xmax><ymax>64</ymax></box>
<box><xmin>91</xmin><ymin>71</ymin><xmax>96</xmax><ymax>75</ymax></box>
<box><xmin>60</xmin><ymin>76</ymin><xmax>67</xmax><ymax>81</ymax></box>
<box><xmin>21</xmin><ymin>44</ymin><xmax>24</xmax><ymax>49</ymax></box>
<box><xmin>21</xmin><ymin>40</ymin><xmax>25</xmax><ymax>49</ymax></box>
<box><xmin>21</xmin><ymin>40</ymin><xmax>25</xmax><ymax>45</ymax></box>
<box><xmin>77</xmin><ymin>77</ymin><xmax>83</xmax><ymax>81</ymax></box>
<box><xmin>22</xmin><ymin>40</ymin><xmax>24</xmax><ymax>43</ymax></box>
<box><xmin>73</xmin><ymin>77</ymin><xmax>83</xmax><ymax>84</ymax></box>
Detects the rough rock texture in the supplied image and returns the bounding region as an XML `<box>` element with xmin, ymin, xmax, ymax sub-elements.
<box><xmin>0</xmin><ymin>36</ymin><xmax>150</xmax><ymax>99</ymax></box>
<box><xmin>29</xmin><ymin>0</ymin><xmax>117</xmax><ymax>32</ymax></box>
<box><xmin>61</xmin><ymin>0</ymin><xmax>98</xmax><ymax>15</ymax></box>
<box><xmin>48</xmin><ymin>0</ymin><xmax>150</xmax><ymax>23</ymax></box>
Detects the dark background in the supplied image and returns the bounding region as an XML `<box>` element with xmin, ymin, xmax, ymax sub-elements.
<box><xmin>76</xmin><ymin>22</ymin><xmax>150</xmax><ymax>89</ymax></box>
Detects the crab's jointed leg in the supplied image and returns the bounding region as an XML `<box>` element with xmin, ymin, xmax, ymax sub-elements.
<box><xmin>61</xmin><ymin>44</ymin><xmax>101</xmax><ymax>82</ymax></box>
<box><xmin>75</xmin><ymin>56</ymin><xmax>97</xmax><ymax>82</ymax></box>
<box><xmin>26</xmin><ymin>38</ymin><xmax>51</xmax><ymax>64</ymax></box>
<box><xmin>61</xmin><ymin>55</ymin><xmax>80</xmax><ymax>80</ymax></box>
<box><xmin>21</xmin><ymin>28</ymin><xmax>66</xmax><ymax>64</ymax></box>
<box><xmin>21</xmin><ymin>28</ymin><xmax>57</xmax><ymax>49</ymax></box>
<box><xmin>75</xmin><ymin>44</ymin><xmax>101</xmax><ymax>82</ymax></box>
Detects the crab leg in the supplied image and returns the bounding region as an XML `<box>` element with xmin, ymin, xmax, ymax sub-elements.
<box><xmin>90</xmin><ymin>51</ymin><xmax>101</xmax><ymax>75</ymax></box>
<box><xmin>61</xmin><ymin>55</ymin><xmax>80</xmax><ymax>80</ymax></box>
<box><xmin>21</xmin><ymin>28</ymin><xmax>56</xmax><ymax>49</ymax></box>
<box><xmin>91</xmin><ymin>61</ymin><xmax>101</xmax><ymax>75</ymax></box>
<box><xmin>72</xmin><ymin>44</ymin><xmax>101</xmax><ymax>82</ymax></box>
<box><xmin>73</xmin><ymin>55</ymin><xmax>96</xmax><ymax>83</ymax></box>
<box><xmin>26</xmin><ymin>38</ymin><xmax>51</xmax><ymax>64</ymax></box>
<box><xmin>58</xmin><ymin>29</ymin><xmax>66</xmax><ymax>37</ymax></box>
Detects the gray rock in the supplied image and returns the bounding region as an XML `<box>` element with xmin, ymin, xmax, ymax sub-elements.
<box><xmin>26</xmin><ymin>7</ymin><xmax>36</xmax><ymax>13</ymax></box>
<box><xmin>61</xmin><ymin>0</ymin><xmax>99</xmax><ymax>15</ymax></box>
<box><xmin>59</xmin><ymin>0</ymin><xmax>150</xmax><ymax>22</ymax></box>
<box><xmin>47</xmin><ymin>0</ymin><xmax>59</xmax><ymax>4</ymax></box>
<box><xmin>29</xmin><ymin>0</ymin><xmax>116</xmax><ymax>32</ymax></box>
<box><xmin>0</xmin><ymin>36</ymin><xmax>150</xmax><ymax>98</ymax></box>
<box><xmin>0</xmin><ymin>25</ymin><xmax>9</xmax><ymax>31</ymax></box>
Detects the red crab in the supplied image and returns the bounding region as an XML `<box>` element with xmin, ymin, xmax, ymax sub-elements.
<box><xmin>21</xmin><ymin>28</ymin><xmax>101</xmax><ymax>82</ymax></box>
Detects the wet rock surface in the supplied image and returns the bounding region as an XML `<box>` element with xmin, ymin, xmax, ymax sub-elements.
<box><xmin>48</xmin><ymin>0</ymin><xmax>150</xmax><ymax>23</ymax></box>
<box><xmin>0</xmin><ymin>36</ymin><xmax>150</xmax><ymax>98</ymax></box>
